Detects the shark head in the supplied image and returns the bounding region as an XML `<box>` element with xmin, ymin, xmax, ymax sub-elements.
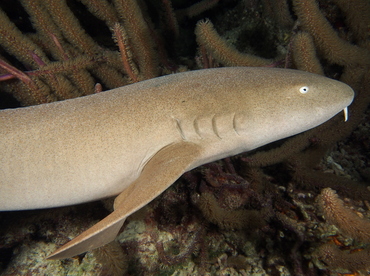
<box><xmin>230</xmin><ymin>68</ymin><xmax>354</xmax><ymax>149</ymax></box>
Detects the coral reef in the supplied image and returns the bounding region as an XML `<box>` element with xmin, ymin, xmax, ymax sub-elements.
<box><xmin>0</xmin><ymin>0</ymin><xmax>370</xmax><ymax>275</ymax></box>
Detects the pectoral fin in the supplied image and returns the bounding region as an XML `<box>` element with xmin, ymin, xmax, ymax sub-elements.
<box><xmin>47</xmin><ymin>142</ymin><xmax>201</xmax><ymax>259</ymax></box>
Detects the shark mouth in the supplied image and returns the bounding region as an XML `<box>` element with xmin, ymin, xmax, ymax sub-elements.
<box><xmin>343</xmin><ymin>107</ymin><xmax>348</xmax><ymax>122</ymax></box>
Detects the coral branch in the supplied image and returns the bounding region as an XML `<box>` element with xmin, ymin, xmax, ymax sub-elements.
<box><xmin>293</xmin><ymin>0</ymin><xmax>370</xmax><ymax>66</ymax></box>
<box><xmin>114</xmin><ymin>0</ymin><xmax>159</xmax><ymax>79</ymax></box>
<box><xmin>197</xmin><ymin>192</ymin><xmax>266</xmax><ymax>231</ymax></box>
<box><xmin>332</xmin><ymin>0</ymin><xmax>370</xmax><ymax>42</ymax></box>
<box><xmin>195</xmin><ymin>19</ymin><xmax>273</xmax><ymax>67</ymax></box>
<box><xmin>0</xmin><ymin>59</ymin><xmax>33</xmax><ymax>85</ymax></box>
<box><xmin>161</xmin><ymin>0</ymin><xmax>179</xmax><ymax>37</ymax></box>
<box><xmin>43</xmin><ymin>0</ymin><xmax>100</xmax><ymax>55</ymax></box>
<box><xmin>318</xmin><ymin>188</ymin><xmax>370</xmax><ymax>243</ymax></box>
<box><xmin>316</xmin><ymin>243</ymin><xmax>370</xmax><ymax>271</ymax></box>
<box><xmin>112</xmin><ymin>23</ymin><xmax>139</xmax><ymax>83</ymax></box>
<box><xmin>0</xmin><ymin>59</ymin><xmax>53</xmax><ymax>104</ymax></box>
<box><xmin>291</xmin><ymin>31</ymin><xmax>324</xmax><ymax>75</ymax></box>
<box><xmin>0</xmin><ymin>8</ymin><xmax>48</xmax><ymax>69</ymax></box>
<box><xmin>78</xmin><ymin>0</ymin><xmax>119</xmax><ymax>28</ymax></box>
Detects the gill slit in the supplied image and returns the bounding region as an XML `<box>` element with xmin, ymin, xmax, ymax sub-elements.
<box><xmin>173</xmin><ymin>117</ymin><xmax>186</xmax><ymax>140</ymax></box>
<box><xmin>193</xmin><ymin>118</ymin><xmax>203</xmax><ymax>139</ymax></box>
<box><xmin>212</xmin><ymin>114</ymin><xmax>222</xmax><ymax>139</ymax></box>
<box><xmin>232</xmin><ymin>112</ymin><xmax>241</xmax><ymax>136</ymax></box>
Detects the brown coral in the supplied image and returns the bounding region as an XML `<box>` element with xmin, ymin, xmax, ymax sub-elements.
<box><xmin>317</xmin><ymin>188</ymin><xmax>370</xmax><ymax>243</ymax></box>
<box><xmin>293</xmin><ymin>0</ymin><xmax>370</xmax><ymax>66</ymax></box>
<box><xmin>316</xmin><ymin>243</ymin><xmax>370</xmax><ymax>271</ymax></box>
<box><xmin>195</xmin><ymin>19</ymin><xmax>273</xmax><ymax>67</ymax></box>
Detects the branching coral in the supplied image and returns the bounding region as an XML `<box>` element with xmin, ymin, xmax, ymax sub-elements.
<box><xmin>195</xmin><ymin>19</ymin><xmax>273</xmax><ymax>67</ymax></box>
<box><xmin>189</xmin><ymin>162</ymin><xmax>270</xmax><ymax>231</ymax></box>
<box><xmin>318</xmin><ymin>188</ymin><xmax>370</xmax><ymax>243</ymax></box>
<box><xmin>315</xmin><ymin>244</ymin><xmax>370</xmax><ymax>272</ymax></box>
<box><xmin>293</xmin><ymin>0</ymin><xmax>370</xmax><ymax>66</ymax></box>
<box><xmin>0</xmin><ymin>0</ymin><xmax>165</xmax><ymax>106</ymax></box>
<box><xmin>291</xmin><ymin>31</ymin><xmax>324</xmax><ymax>75</ymax></box>
<box><xmin>314</xmin><ymin>188</ymin><xmax>370</xmax><ymax>272</ymax></box>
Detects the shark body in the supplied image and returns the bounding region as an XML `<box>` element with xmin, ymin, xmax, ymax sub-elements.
<box><xmin>0</xmin><ymin>67</ymin><xmax>354</xmax><ymax>259</ymax></box>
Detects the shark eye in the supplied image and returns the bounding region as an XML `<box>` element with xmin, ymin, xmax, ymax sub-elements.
<box><xmin>299</xmin><ymin>86</ymin><xmax>309</xmax><ymax>94</ymax></box>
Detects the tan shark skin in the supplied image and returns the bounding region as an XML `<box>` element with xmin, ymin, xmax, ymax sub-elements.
<box><xmin>0</xmin><ymin>67</ymin><xmax>354</xmax><ymax>259</ymax></box>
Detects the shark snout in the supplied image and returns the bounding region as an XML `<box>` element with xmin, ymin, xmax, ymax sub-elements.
<box><xmin>338</xmin><ymin>83</ymin><xmax>354</xmax><ymax>122</ymax></box>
